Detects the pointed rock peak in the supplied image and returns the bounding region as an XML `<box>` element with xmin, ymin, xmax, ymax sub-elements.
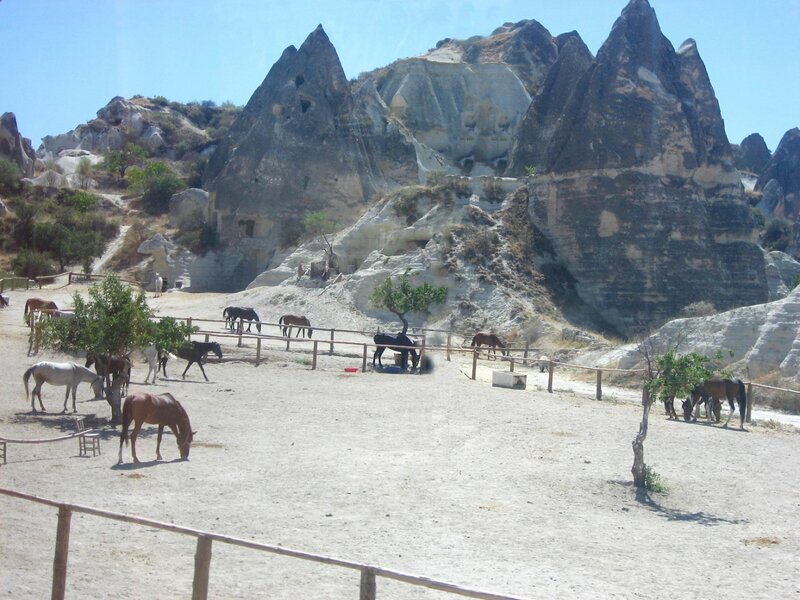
<box><xmin>300</xmin><ymin>24</ymin><xmax>331</xmax><ymax>49</ymax></box>
<box><xmin>677</xmin><ymin>38</ymin><xmax>698</xmax><ymax>55</ymax></box>
<box><xmin>555</xmin><ymin>31</ymin><xmax>590</xmax><ymax>55</ymax></box>
<box><xmin>607</xmin><ymin>0</ymin><xmax>663</xmax><ymax>44</ymax></box>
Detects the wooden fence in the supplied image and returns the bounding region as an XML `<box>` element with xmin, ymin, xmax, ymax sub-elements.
<box><xmin>0</xmin><ymin>488</ymin><xmax>529</xmax><ymax>600</ymax></box>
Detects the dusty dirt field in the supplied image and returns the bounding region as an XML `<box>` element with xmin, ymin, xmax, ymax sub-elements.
<box><xmin>0</xmin><ymin>283</ymin><xmax>798</xmax><ymax>599</ymax></box>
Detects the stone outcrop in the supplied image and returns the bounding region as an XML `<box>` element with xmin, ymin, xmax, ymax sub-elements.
<box><xmin>588</xmin><ymin>285</ymin><xmax>800</xmax><ymax>384</ymax></box>
<box><xmin>734</xmin><ymin>133</ymin><xmax>771</xmax><ymax>175</ymax></box>
<box><xmin>507</xmin><ymin>32</ymin><xmax>593</xmax><ymax>175</ymax></box>
<box><xmin>516</xmin><ymin>0</ymin><xmax>766</xmax><ymax>335</ymax></box>
<box><xmin>202</xmin><ymin>25</ymin><xmax>382</xmax><ymax>290</ymax></box>
<box><xmin>757</xmin><ymin>128</ymin><xmax>800</xmax><ymax>222</ymax></box>
<box><xmin>39</xmin><ymin>96</ymin><xmax>219</xmax><ymax>160</ymax></box>
<box><xmin>0</xmin><ymin>112</ymin><xmax>36</xmax><ymax>178</ymax></box>
<box><xmin>169</xmin><ymin>188</ymin><xmax>209</xmax><ymax>229</ymax></box>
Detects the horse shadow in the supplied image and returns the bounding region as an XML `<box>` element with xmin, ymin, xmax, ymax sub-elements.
<box><xmin>111</xmin><ymin>458</ymin><xmax>187</xmax><ymax>471</ymax></box>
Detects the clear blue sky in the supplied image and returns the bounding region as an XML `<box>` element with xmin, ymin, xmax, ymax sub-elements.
<box><xmin>1</xmin><ymin>0</ymin><xmax>798</xmax><ymax>151</ymax></box>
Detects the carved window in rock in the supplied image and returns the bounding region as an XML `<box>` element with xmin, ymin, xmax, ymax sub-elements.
<box><xmin>300</xmin><ymin>98</ymin><xmax>312</xmax><ymax>113</ymax></box>
<box><xmin>238</xmin><ymin>219</ymin><xmax>255</xmax><ymax>237</ymax></box>
<box><xmin>295</xmin><ymin>74</ymin><xmax>305</xmax><ymax>88</ymax></box>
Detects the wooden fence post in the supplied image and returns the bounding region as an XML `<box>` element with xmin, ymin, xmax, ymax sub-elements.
<box><xmin>596</xmin><ymin>369</ymin><xmax>602</xmax><ymax>401</ymax></box>
<box><xmin>362</xmin><ymin>344</ymin><xmax>368</xmax><ymax>372</ymax></box>
<box><xmin>523</xmin><ymin>341</ymin><xmax>529</xmax><ymax>365</ymax></box>
<box><xmin>204</xmin><ymin>334</ymin><xmax>210</xmax><ymax>343</ymax></box>
<box><xmin>191</xmin><ymin>535</ymin><xmax>213</xmax><ymax>600</ymax></box>
<box><xmin>51</xmin><ymin>505</ymin><xmax>72</xmax><ymax>600</ymax></box>
<box><xmin>329</xmin><ymin>329</ymin><xmax>335</xmax><ymax>355</ymax></box>
<box><xmin>509</xmin><ymin>359</ymin><xmax>515</xmax><ymax>373</ymax></box>
<box><xmin>256</xmin><ymin>338</ymin><xmax>261</xmax><ymax>366</ymax></box>
<box><xmin>446</xmin><ymin>333</ymin><xmax>451</xmax><ymax>362</ymax></box>
<box><xmin>68</xmin><ymin>273</ymin><xmax>72</xmax><ymax>285</ymax></box>
<box><xmin>746</xmin><ymin>382</ymin><xmax>753</xmax><ymax>423</ymax></box>
<box><xmin>547</xmin><ymin>361</ymin><xmax>554</xmax><ymax>393</ymax></box>
<box><xmin>471</xmin><ymin>349</ymin><xmax>477</xmax><ymax>380</ymax></box>
<box><xmin>286</xmin><ymin>335</ymin><xmax>291</xmax><ymax>351</ymax></box>
<box><xmin>359</xmin><ymin>567</ymin><xmax>376</xmax><ymax>600</ymax></box>
<box><xmin>312</xmin><ymin>341</ymin><xmax>318</xmax><ymax>370</ymax></box>
<box><xmin>237</xmin><ymin>327</ymin><xmax>243</xmax><ymax>348</ymax></box>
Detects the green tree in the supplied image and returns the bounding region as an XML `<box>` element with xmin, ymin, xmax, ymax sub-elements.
<box><xmin>38</xmin><ymin>275</ymin><xmax>195</xmax><ymax>420</ymax></box>
<box><xmin>0</xmin><ymin>156</ymin><xmax>22</xmax><ymax>194</ymax></box>
<box><xmin>632</xmin><ymin>343</ymin><xmax>714</xmax><ymax>490</ymax></box>
<box><xmin>101</xmin><ymin>142</ymin><xmax>148</xmax><ymax>179</ymax></box>
<box><xmin>369</xmin><ymin>270</ymin><xmax>447</xmax><ymax>334</ymax></box>
<box><xmin>13</xmin><ymin>201</ymin><xmax>37</xmax><ymax>247</ymax></box>
<box><xmin>128</xmin><ymin>159</ymin><xmax>186</xmax><ymax>214</ymax></box>
<box><xmin>11</xmin><ymin>249</ymin><xmax>55</xmax><ymax>278</ymax></box>
<box><xmin>75</xmin><ymin>157</ymin><xmax>93</xmax><ymax>189</ymax></box>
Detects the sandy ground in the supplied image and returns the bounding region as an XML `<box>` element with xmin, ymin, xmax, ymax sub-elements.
<box><xmin>0</xmin><ymin>283</ymin><xmax>798</xmax><ymax>599</ymax></box>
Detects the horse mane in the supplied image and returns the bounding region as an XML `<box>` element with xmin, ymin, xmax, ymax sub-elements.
<box><xmin>166</xmin><ymin>393</ymin><xmax>193</xmax><ymax>442</ymax></box>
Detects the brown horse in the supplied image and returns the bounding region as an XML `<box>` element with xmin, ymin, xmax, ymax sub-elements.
<box><xmin>23</xmin><ymin>297</ymin><xmax>58</xmax><ymax>325</ymax></box>
<box><xmin>279</xmin><ymin>314</ymin><xmax>313</xmax><ymax>338</ymax></box>
<box><xmin>681</xmin><ymin>377</ymin><xmax>747</xmax><ymax>430</ymax></box>
<box><xmin>86</xmin><ymin>353</ymin><xmax>132</xmax><ymax>396</ymax></box>
<box><xmin>470</xmin><ymin>332</ymin><xmax>507</xmax><ymax>359</ymax></box>
<box><xmin>117</xmin><ymin>392</ymin><xmax>194</xmax><ymax>464</ymax></box>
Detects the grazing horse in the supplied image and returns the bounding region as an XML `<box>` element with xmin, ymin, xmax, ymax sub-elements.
<box><xmin>118</xmin><ymin>392</ymin><xmax>194</xmax><ymax>464</ymax></box>
<box><xmin>23</xmin><ymin>361</ymin><xmax>103</xmax><ymax>413</ymax></box>
<box><xmin>161</xmin><ymin>341</ymin><xmax>223</xmax><ymax>382</ymax></box>
<box><xmin>279</xmin><ymin>314</ymin><xmax>313</xmax><ymax>338</ymax></box>
<box><xmin>0</xmin><ymin>293</ymin><xmax>8</xmax><ymax>308</ymax></box>
<box><xmin>23</xmin><ymin>297</ymin><xmax>58</xmax><ymax>325</ymax></box>
<box><xmin>223</xmin><ymin>306</ymin><xmax>261</xmax><ymax>333</ymax></box>
<box><xmin>470</xmin><ymin>332</ymin><xmax>507</xmax><ymax>359</ymax></box>
<box><xmin>153</xmin><ymin>273</ymin><xmax>163</xmax><ymax>297</ymax></box>
<box><xmin>682</xmin><ymin>377</ymin><xmax>747</xmax><ymax>430</ymax></box>
<box><xmin>373</xmin><ymin>333</ymin><xmax>420</xmax><ymax>370</ymax></box>
<box><xmin>86</xmin><ymin>353</ymin><xmax>132</xmax><ymax>396</ymax></box>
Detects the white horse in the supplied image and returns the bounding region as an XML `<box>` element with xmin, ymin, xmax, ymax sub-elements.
<box><xmin>142</xmin><ymin>344</ymin><xmax>163</xmax><ymax>384</ymax></box>
<box><xmin>153</xmin><ymin>273</ymin><xmax>163</xmax><ymax>297</ymax></box>
<box><xmin>23</xmin><ymin>361</ymin><xmax>103</xmax><ymax>413</ymax></box>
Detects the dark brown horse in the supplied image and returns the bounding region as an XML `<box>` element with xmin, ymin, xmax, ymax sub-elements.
<box><xmin>279</xmin><ymin>314</ymin><xmax>313</xmax><ymax>338</ymax></box>
<box><xmin>0</xmin><ymin>293</ymin><xmax>8</xmax><ymax>308</ymax></box>
<box><xmin>373</xmin><ymin>333</ymin><xmax>420</xmax><ymax>370</ymax></box>
<box><xmin>117</xmin><ymin>392</ymin><xmax>194</xmax><ymax>464</ymax></box>
<box><xmin>23</xmin><ymin>297</ymin><xmax>58</xmax><ymax>325</ymax></box>
<box><xmin>682</xmin><ymin>377</ymin><xmax>747</xmax><ymax>430</ymax></box>
<box><xmin>161</xmin><ymin>341</ymin><xmax>223</xmax><ymax>382</ymax></box>
<box><xmin>470</xmin><ymin>332</ymin><xmax>507</xmax><ymax>359</ymax></box>
<box><xmin>86</xmin><ymin>353</ymin><xmax>132</xmax><ymax>396</ymax></box>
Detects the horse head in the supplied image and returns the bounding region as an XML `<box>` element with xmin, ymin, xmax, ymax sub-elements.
<box><xmin>178</xmin><ymin>430</ymin><xmax>194</xmax><ymax>459</ymax></box>
<box><xmin>681</xmin><ymin>398</ymin><xmax>694</xmax><ymax>421</ymax></box>
<box><xmin>211</xmin><ymin>342</ymin><xmax>223</xmax><ymax>360</ymax></box>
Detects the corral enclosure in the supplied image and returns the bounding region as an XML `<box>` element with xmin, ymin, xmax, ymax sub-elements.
<box><xmin>0</xmin><ymin>285</ymin><xmax>798</xmax><ymax>599</ymax></box>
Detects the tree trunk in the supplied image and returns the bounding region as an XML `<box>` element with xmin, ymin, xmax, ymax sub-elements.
<box><xmin>631</xmin><ymin>388</ymin><xmax>652</xmax><ymax>489</ymax></box>
<box><xmin>395</xmin><ymin>312</ymin><xmax>409</xmax><ymax>334</ymax></box>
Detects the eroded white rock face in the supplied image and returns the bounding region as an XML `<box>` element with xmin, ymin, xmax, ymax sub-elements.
<box><xmin>589</xmin><ymin>287</ymin><xmax>800</xmax><ymax>382</ymax></box>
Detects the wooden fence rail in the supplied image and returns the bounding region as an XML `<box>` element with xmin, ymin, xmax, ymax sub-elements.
<box><xmin>0</xmin><ymin>488</ymin><xmax>529</xmax><ymax>600</ymax></box>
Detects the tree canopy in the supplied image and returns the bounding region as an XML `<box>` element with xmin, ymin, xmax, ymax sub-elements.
<box><xmin>369</xmin><ymin>270</ymin><xmax>447</xmax><ymax>333</ymax></box>
<box><xmin>39</xmin><ymin>274</ymin><xmax>194</xmax><ymax>358</ymax></box>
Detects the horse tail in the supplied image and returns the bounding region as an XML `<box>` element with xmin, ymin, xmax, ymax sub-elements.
<box><xmin>120</xmin><ymin>397</ymin><xmax>133</xmax><ymax>447</ymax></box>
<box><xmin>470</xmin><ymin>334</ymin><xmax>477</xmax><ymax>347</ymax></box>
<box><xmin>278</xmin><ymin>315</ymin><xmax>284</xmax><ymax>326</ymax></box>
<box><xmin>23</xmin><ymin>366</ymin><xmax>34</xmax><ymax>401</ymax></box>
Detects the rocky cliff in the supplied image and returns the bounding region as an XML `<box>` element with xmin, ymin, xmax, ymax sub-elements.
<box><xmin>202</xmin><ymin>25</ymin><xmax>383</xmax><ymax>289</ymax></box>
<box><xmin>0</xmin><ymin>112</ymin><xmax>36</xmax><ymax>178</ymax></box>
<box><xmin>514</xmin><ymin>0</ymin><xmax>766</xmax><ymax>335</ymax></box>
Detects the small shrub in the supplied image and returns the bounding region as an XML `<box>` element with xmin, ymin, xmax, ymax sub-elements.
<box><xmin>644</xmin><ymin>465</ymin><xmax>668</xmax><ymax>494</ymax></box>
<box><xmin>0</xmin><ymin>157</ymin><xmax>22</xmax><ymax>194</ymax></box>
<box><xmin>680</xmin><ymin>301</ymin><xmax>717</xmax><ymax>318</ymax></box>
<box><xmin>11</xmin><ymin>249</ymin><xmax>56</xmax><ymax>278</ymax></box>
